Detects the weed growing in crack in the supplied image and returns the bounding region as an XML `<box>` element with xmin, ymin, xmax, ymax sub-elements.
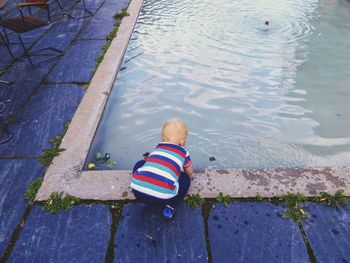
<box><xmin>255</xmin><ymin>193</ymin><xmax>264</xmax><ymax>202</ymax></box>
<box><xmin>40</xmin><ymin>146</ymin><xmax>65</xmax><ymax>167</ymax></box>
<box><xmin>216</xmin><ymin>192</ymin><xmax>232</xmax><ymax>207</ymax></box>
<box><xmin>185</xmin><ymin>194</ymin><xmax>204</xmax><ymax>208</ymax></box>
<box><xmin>94</xmin><ymin>8</ymin><xmax>130</xmax><ymax>72</ymax></box>
<box><xmin>24</xmin><ymin>177</ymin><xmax>43</xmax><ymax>202</ymax></box>
<box><xmin>40</xmin><ymin>121</ymin><xmax>70</xmax><ymax>166</ymax></box>
<box><xmin>113</xmin><ymin>8</ymin><xmax>129</xmax><ymax>20</ymax></box>
<box><xmin>44</xmin><ymin>192</ymin><xmax>79</xmax><ymax>213</ymax></box>
<box><xmin>312</xmin><ymin>189</ymin><xmax>348</xmax><ymax>208</ymax></box>
<box><xmin>280</xmin><ymin>193</ymin><xmax>307</xmax><ymax>224</ymax></box>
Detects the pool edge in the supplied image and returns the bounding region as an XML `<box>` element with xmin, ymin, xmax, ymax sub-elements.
<box><xmin>36</xmin><ymin>0</ymin><xmax>350</xmax><ymax>201</ymax></box>
<box><xmin>36</xmin><ymin>0</ymin><xmax>144</xmax><ymax>201</ymax></box>
<box><xmin>37</xmin><ymin>166</ymin><xmax>350</xmax><ymax>201</ymax></box>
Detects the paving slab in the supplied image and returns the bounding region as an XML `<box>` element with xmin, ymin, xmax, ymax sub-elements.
<box><xmin>0</xmin><ymin>159</ymin><xmax>44</xmax><ymax>257</ymax></box>
<box><xmin>31</xmin><ymin>30</ymin><xmax>77</xmax><ymax>52</ymax></box>
<box><xmin>0</xmin><ymin>60</ymin><xmax>55</xmax><ymax>117</ymax></box>
<box><xmin>208</xmin><ymin>202</ymin><xmax>310</xmax><ymax>263</ymax></box>
<box><xmin>8</xmin><ymin>204</ymin><xmax>111</xmax><ymax>262</ymax></box>
<box><xmin>78</xmin><ymin>4</ymin><xmax>124</xmax><ymax>40</ymax></box>
<box><xmin>0</xmin><ymin>44</ymin><xmax>23</xmax><ymax>71</ymax></box>
<box><xmin>78</xmin><ymin>0</ymin><xmax>129</xmax><ymax>40</ymax></box>
<box><xmin>104</xmin><ymin>0</ymin><xmax>129</xmax><ymax>7</ymax></box>
<box><xmin>1</xmin><ymin>24</ymin><xmax>49</xmax><ymax>46</ymax></box>
<box><xmin>302</xmin><ymin>203</ymin><xmax>350</xmax><ymax>263</ymax></box>
<box><xmin>0</xmin><ymin>84</ymin><xmax>84</xmax><ymax>157</ymax></box>
<box><xmin>19</xmin><ymin>26</ymin><xmax>50</xmax><ymax>45</ymax></box>
<box><xmin>48</xmin><ymin>11</ymin><xmax>90</xmax><ymax>34</ymax></box>
<box><xmin>115</xmin><ymin>203</ymin><xmax>208</xmax><ymax>263</ymax></box>
<box><xmin>47</xmin><ymin>40</ymin><xmax>105</xmax><ymax>83</ymax></box>
<box><xmin>94</xmin><ymin>1</ymin><xmax>129</xmax><ymax>19</ymax></box>
<box><xmin>78</xmin><ymin>17</ymin><xmax>116</xmax><ymax>40</ymax></box>
<box><xmin>77</xmin><ymin>0</ymin><xmax>104</xmax><ymax>9</ymax></box>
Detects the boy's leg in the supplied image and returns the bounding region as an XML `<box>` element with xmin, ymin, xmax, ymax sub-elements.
<box><xmin>133</xmin><ymin>190</ymin><xmax>168</xmax><ymax>207</ymax></box>
<box><xmin>133</xmin><ymin>159</ymin><xmax>145</xmax><ymax>173</ymax></box>
<box><xmin>167</xmin><ymin>172</ymin><xmax>191</xmax><ymax>208</ymax></box>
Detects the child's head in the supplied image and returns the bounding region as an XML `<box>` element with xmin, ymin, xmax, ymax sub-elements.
<box><xmin>161</xmin><ymin>118</ymin><xmax>188</xmax><ymax>146</ymax></box>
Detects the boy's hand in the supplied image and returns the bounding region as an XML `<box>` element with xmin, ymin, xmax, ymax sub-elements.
<box><xmin>143</xmin><ymin>152</ymin><xmax>150</xmax><ymax>160</ymax></box>
<box><xmin>184</xmin><ymin>165</ymin><xmax>193</xmax><ymax>177</ymax></box>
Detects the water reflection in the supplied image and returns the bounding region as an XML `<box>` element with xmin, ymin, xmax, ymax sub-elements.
<box><xmin>87</xmin><ymin>0</ymin><xmax>350</xmax><ymax>169</ymax></box>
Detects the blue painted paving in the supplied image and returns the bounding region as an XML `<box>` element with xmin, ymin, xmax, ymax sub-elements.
<box><xmin>1</xmin><ymin>0</ymin><xmax>350</xmax><ymax>261</ymax></box>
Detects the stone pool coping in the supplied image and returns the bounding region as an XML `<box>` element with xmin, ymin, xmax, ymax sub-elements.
<box><xmin>36</xmin><ymin>0</ymin><xmax>350</xmax><ymax>201</ymax></box>
<box><xmin>38</xmin><ymin>165</ymin><xmax>350</xmax><ymax>200</ymax></box>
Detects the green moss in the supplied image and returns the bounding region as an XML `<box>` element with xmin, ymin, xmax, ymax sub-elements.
<box><xmin>24</xmin><ymin>177</ymin><xmax>43</xmax><ymax>202</ymax></box>
<box><xmin>216</xmin><ymin>192</ymin><xmax>232</xmax><ymax>207</ymax></box>
<box><xmin>44</xmin><ymin>192</ymin><xmax>79</xmax><ymax>213</ymax></box>
<box><xmin>113</xmin><ymin>8</ymin><xmax>129</xmax><ymax>20</ymax></box>
<box><xmin>255</xmin><ymin>193</ymin><xmax>264</xmax><ymax>202</ymax></box>
<box><xmin>94</xmin><ymin>9</ymin><xmax>130</xmax><ymax>72</ymax></box>
<box><xmin>280</xmin><ymin>193</ymin><xmax>305</xmax><ymax>208</ymax></box>
<box><xmin>185</xmin><ymin>194</ymin><xmax>204</xmax><ymax>208</ymax></box>
<box><xmin>40</xmin><ymin>121</ymin><xmax>70</xmax><ymax>167</ymax></box>
<box><xmin>280</xmin><ymin>193</ymin><xmax>307</xmax><ymax>224</ymax></box>
<box><xmin>40</xmin><ymin>146</ymin><xmax>65</xmax><ymax>167</ymax></box>
<box><xmin>318</xmin><ymin>190</ymin><xmax>348</xmax><ymax>208</ymax></box>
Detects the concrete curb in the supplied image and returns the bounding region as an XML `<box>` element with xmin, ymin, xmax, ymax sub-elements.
<box><xmin>37</xmin><ymin>167</ymin><xmax>350</xmax><ymax>201</ymax></box>
<box><xmin>36</xmin><ymin>0</ymin><xmax>144</xmax><ymax>201</ymax></box>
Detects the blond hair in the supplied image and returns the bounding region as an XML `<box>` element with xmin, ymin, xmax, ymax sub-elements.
<box><xmin>161</xmin><ymin>118</ymin><xmax>188</xmax><ymax>143</ymax></box>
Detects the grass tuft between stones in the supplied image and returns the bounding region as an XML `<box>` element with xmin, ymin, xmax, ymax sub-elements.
<box><xmin>44</xmin><ymin>192</ymin><xmax>79</xmax><ymax>213</ymax></box>
<box><xmin>255</xmin><ymin>193</ymin><xmax>264</xmax><ymax>202</ymax></box>
<box><xmin>279</xmin><ymin>193</ymin><xmax>307</xmax><ymax>224</ymax></box>
<box><xmin>311</xmin><ymin>189</ymin><xmax>348</xmax><ymax>208</ymax></box>
<box><xmin>24</xmin><ymin>177</ymin><xmax>43</xmax><ymax>202</ymax></box>
<box><xmin>184</xmin><ymin>190</ymin><xmax>348</xmax><ymax>224</ymax></box>
<box><xmin>216</xmin><ymin>192</ymin><xmax>232</xmax><ymax>207</ymax></box>
<box><xmin>40</xmin><ymin>121</ymin><xmax>70</xmax><ymax>167</ymax></box>
<box><xmin>94</xmin><ymin>8</ymin><xmax>130</xmax><ymax>72</ymax></box>
<box><xmin>185</xmin><ymin>194</ymin><xmax>204</xmax><ymax>208</ymax></box>
<box><xmin>279</xmin><ymin>190</ymin><xmax>349</xmax><ymax>224</ymax></box>
<box><xmin>113</xmin><ymin>8</ymin><xmax>129</xmax><ymax>20</ymax></box>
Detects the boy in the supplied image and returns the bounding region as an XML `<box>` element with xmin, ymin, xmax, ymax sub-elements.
<box><xmin>131</xmin><ymin>118</ymin><xmax>193</xmax><ymax>218</ymax></box>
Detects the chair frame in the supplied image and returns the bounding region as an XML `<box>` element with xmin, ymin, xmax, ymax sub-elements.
<box><xmin>0</xmin><ymin>29</ymin><xmax>15</xmax><ymax>57</ymax></box>
<box><xmin>56</xmin><ymin>0</ymin><xmax>93</xmax><ymax>20</ymax></box>
<box><xmin>0</xmin><ymin>4</ymin><xmax>64</xmax><ymax>68</ymax></box>
<box><xmin>0</xmin><ymin>79</ymin><xmax>14</xmax><ymax>85</ymax></box>
<box><xmin>0</xmin><ymin>100</ymin><xmax>13</xmax><ymax>144</ymax></box>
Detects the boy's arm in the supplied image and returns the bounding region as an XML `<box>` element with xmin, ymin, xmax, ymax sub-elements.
<box><xmin>184</xmin><ymin>165</ymin><xmax>193</xmax><ymax>177</ymax></box>
<box><xmin>183</xmin><ymin>150</ymin><xmax>192</xmax><ymax>176</ymax></box>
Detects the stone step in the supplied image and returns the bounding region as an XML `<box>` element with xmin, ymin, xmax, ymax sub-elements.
<box><xmin>0</xmin><ymin>159</ymin><xmax>44</xmax><ymax>257</ymax></box>
<box><xmin>114</xmin><ymin>203</ymin><xmax>208</xmax><ymax>263</ymax></box>
<box><xmin>302</xmin><ymin>203</ymin><xmax>350</xmax><ymax>263</ymax></box>
<box><xmin>8</xmin><ymin>205</ymin><xmax>111</xmax><ymax>262</ymax></box>
<box><xmin>208</xmin><ymin>202</ymin><xmax>310</xmax><ymax>263</ymax></box>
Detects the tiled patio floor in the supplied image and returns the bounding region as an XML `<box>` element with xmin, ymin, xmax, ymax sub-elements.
<box><xmin>1</xmin><ymin>0</ymin><xmax>349</xmax><ymax>262</ymax></box>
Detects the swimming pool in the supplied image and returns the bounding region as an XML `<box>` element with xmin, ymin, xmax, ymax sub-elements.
<box><xmin>87</xmin><ymin>0</ymin><xmax>350</xmax><ymax>169</ymax></box>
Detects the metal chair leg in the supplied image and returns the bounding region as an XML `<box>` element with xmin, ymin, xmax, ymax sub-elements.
<box><xmin>18</xmin><ymin>35</ymin><xmax>64</xmax><ymax>68</ymax></box>
<box><xmin>53</xmin><ymin>0</ymin><xmax>93</xmax><ymax>19</ymax></box>
<box><xmin>0</xmin><ymin>125</ymin><xmax>13</xmax><ymax>144</ymax></box>
<box><xmin>0</xmin><ymin>79</ymin><xmax>14</xmax><ymax>86</ymax></box>
<box><xmin>0</xmin><ymin>29</ymin><xmax>15</xmax><ymax>58</ymax></box>
<box><xmin>0</xmin><ymin>102</ymin><xmax>13</xmax><ymax>144</ymax></box>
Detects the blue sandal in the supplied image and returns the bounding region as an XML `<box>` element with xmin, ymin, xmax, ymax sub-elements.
<box><xmin>162</xmin><ymin>205</ymin><xmax>176</xmax><ymax>219</ymax></box>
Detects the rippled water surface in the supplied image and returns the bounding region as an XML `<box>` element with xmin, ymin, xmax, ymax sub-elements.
<box><xmin>88</xmin><ymin>0</ymin><xmax>350</xmax><ymax>169</ymax></box>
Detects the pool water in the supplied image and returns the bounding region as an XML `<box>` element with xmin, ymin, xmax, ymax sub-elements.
<box><xmin>87</xmin><ymin>0</ymin><xmax>350</xmax><ymax>169</ymax></box>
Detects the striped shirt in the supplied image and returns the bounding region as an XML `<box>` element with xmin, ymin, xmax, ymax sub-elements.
<box><xmin>131</xmin><ymin>142</ymin><xmax>192</xmax><ymax>199</ymax></box>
